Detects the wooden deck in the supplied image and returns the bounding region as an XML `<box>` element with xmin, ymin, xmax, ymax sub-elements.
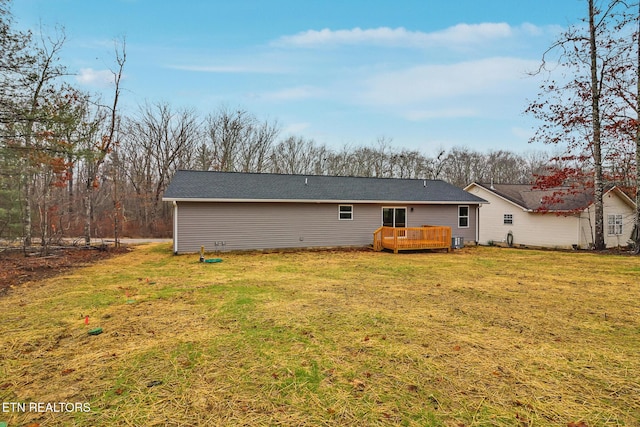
<box><xmin>373</xmin><ymin>225</ymin><xmax>452</xmax><ymax>253</ymax></box>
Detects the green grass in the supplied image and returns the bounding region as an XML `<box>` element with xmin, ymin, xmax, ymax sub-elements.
<box><xmin>0</xmin><ymin>244</ymin><xmax>639</xmax><ymax>426</ymax></box>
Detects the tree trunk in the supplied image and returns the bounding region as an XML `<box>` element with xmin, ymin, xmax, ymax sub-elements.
<box><xmin>83</xmin><ymin>190</ymin><xmax>91</xmax><ymax>246</ymax></box>
<box><xmin>22</xmin><ymin>171</ymin><xmax>32</xmax><ymax>247</ymax></box>
<box><xmin>589</xmin><ymin>0</ymin><xmax>606</xmax><ymax>250</ymax></box>
<box><xmin>635</xmin><ymin>0</ymin><xmax>640</xmax><ymax>254</ymax></box>
<box><xmin>113</xmin><ymin>151</ymin><xmax>120</xmax><ymax>248</ymax></box>
<box><xmin>22</xmin><ymin>116</ymin><xmax>37</xmax><ymax>248</ymax></box>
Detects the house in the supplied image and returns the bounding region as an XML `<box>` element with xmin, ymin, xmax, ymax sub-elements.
<box><xmin>464</xmin><ymin>182</ymin><xmax>637</xmax><ymax>249</ymax></box>
<box><xmin>162</xmin><ymin>170</ymin><xmax>487</xmax><ymax>254</ymax></box>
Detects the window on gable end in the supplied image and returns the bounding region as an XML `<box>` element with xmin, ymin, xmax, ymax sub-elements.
<box><xmin>607</xmin><ymin>214</ymin><xmax>622</xmax><ymax>235</ymax></box>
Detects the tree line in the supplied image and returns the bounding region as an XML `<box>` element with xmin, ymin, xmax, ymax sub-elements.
<box><xmin>3</xmin><ymin>93</ymin><xmax>553</xmax><ymax>242</ymax></box>
<box><xmin>1</xmin><ymin>0</ymin><xmax>639</xmax><ymax>250</ymax></box>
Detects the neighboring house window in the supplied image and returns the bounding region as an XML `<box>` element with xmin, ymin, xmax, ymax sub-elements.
<box><xmin>339</xmin><ymin>205</ymin><xmax>353</xmax><ymax>220</ymax></box>
<box><xmin>458</xmin><ymin>206</ymin><xmax>469</xmax><ymax>228</ymax></box>
<box><xmin>607</xmin><ymin>214</ymin><xmax>623</xmax><ymax>235</ymax></box>
<box><xmin>504</xmin><ymin>214</ymin><xmax>513</xmax><ymax>225</ymax></box>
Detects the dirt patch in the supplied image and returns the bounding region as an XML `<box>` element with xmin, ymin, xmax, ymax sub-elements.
<box><xmin>0</xmin><ymin>246</ymin><xmax>129</xmax><ymax>295</ymax></box>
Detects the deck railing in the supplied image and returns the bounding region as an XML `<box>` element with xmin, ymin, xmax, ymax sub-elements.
<box><xmin>373</xmin><ymin>225</ymin><xmax>452</xmax><ymax>253</ymax></box>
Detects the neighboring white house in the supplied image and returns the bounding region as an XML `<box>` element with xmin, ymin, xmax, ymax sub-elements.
<box><xmin>464</xmin><ymin>182</ymin><xmax>637</xmax><ymax>249</ymax></box>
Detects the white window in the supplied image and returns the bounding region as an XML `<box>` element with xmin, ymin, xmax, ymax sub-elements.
<box><xmin>607</xmin><ymin>214</ymin><xmax>623</xmax><ymax>235</ymax></box>
<box><xmin>504</xmin><ymin>214</ymin><xmax>513</xmax><ymax>225</ymax></box>
<box><xmin>339</xmin><ymin>205</ymin><xmax>353</xmax><ymax>220</ymax></box>
<box><xmin>458</xmin><ymin>206</ymin><xmax>469</xmax><ymax>228</ymax></box>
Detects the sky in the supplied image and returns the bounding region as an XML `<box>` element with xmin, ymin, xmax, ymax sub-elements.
<box><xmin>11</xmin><ymin>0</ymin><xmax>586</xmax><ymax>155</ymax></box>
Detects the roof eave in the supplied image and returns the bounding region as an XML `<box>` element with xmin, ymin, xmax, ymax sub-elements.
<box><xmin>607</xmin><ymin>186</ymin><xmax>637</xmax><ymax>208</ymax></box>
<box><xmin>162</xmin><ymin>197</ymin><xmax>483</xmax><ymax>204</ymax></box>
<box><xmin>466</xmin><ymin>182</ymin><xmax>526</xmax><ymax>210</ymax></box>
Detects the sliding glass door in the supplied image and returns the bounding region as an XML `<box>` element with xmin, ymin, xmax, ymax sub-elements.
<box><xmin>382</xmin><ymin>207</ymin><xmax>406</xmax><ymax>227</ymax></box>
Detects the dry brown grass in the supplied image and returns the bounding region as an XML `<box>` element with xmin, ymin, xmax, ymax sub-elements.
<box><xmin>0</xmin><ymin>244</ymin><xmax>639</xmax><ymax>426</ymax></box>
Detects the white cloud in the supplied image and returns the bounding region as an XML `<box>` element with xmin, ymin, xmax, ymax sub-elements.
<box><xmin>259</xmin><ymin>86</ymin><xmax>324</xmax><ymax>101</ymax></box>
<box><xmin>427</xmin><ymin>23</ymin><xmax>512</xmax><ymax>46</ymax></box>
<box><xmin>282</xmin><ymin>122</ymin><xmax>311</xmax><ymax>135</ymax></box>
<box><xmin>276</xmin><ymin>27</ymin><xmax>418</xmax><ymax>47</ymax></box>
<box><xmin>76</xmin><ymin>68</ymin><xmax>114</xmax><ymax>87</ymax></box>
<box><xmin>511</xmin><ymin>125</ymin><xmax>535</xmax><ymax>140</ymax></box>
<box><xmin>404</xmin><ymin>108</ymin><xmax>481</xmax><ymax>120</ymax></box>
<box><xmin>274</xmin><ymin>23</ymin><xmax>521</xmax><ymax>48</ymax></box>
<box><xmin>167</xmin><ymin>63</ymin><xmax>285</xmax><ymax>74</ymax></box>
<box><xmin>360</xmin><ymin>57</ymin><xmax>540</xmax><ymax>107</ymax></box>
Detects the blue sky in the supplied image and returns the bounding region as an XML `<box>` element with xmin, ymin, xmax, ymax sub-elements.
<box><xmin>12</xmin><ymin>0</ymin><xmax>586</xmax><ymax>155</ymax></box>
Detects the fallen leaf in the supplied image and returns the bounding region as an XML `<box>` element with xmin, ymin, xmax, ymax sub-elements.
<box><xmin>352</xmin><ymin>379</ymin><xmax>366</xmax><ymax>390</ymax></box>
<box><xmin>513</xmin><ymin>399</ymin><xmax>534</xmax><ymax>410</ymax></box>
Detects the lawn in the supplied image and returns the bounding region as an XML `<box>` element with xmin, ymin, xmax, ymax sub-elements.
<box><xmin>0</xmin><ymin>244</ymin><xmax>639</xmax><ymax>426</ymax></box>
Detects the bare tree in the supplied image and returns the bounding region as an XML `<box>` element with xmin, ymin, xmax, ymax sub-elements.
<box><xmin>0</xmin><ymin>0</ymin><xmax>33</xmax><ymax>126</ymax></box>
<box><xmin>238</xmin><ymin>118</ymin><xmax>280</xmax><ymax>172</ymax></box>
<box><xmin>82</xmin><ymin>38</ymin><xmax>125</xmax><ymax>245</ymax></box>
<box><xmin>635</xmin><ymin>0</ymin><xmax>640</xmax><ymax>252</ymax></box>
<box><xmin>271</xmin><ymin>136</ymin><xmax>318</xmax><ymax>174</ymax></box>
<box><xmin>120</xmin><ymin>102</ymin><xmax>199</xmax><ymax>235</ymax></box>
<box><xmin>420</xmin><ymin>148</ymin><xmax>447</xmax><ymax>180</ymax></box>
<box><xmin>204</xmin><ymin>107</ymin><xmax>255</xmax><ymax>172</ymax></box>
<box><xmin>439</xmin><ymin>148</ymin><xmax>488</xmax><ymax>187</ymax></box>
<box><xmin>526</xmin><ymin>0</ymin><xmax>631</xmax><ymax>250</ymax></box>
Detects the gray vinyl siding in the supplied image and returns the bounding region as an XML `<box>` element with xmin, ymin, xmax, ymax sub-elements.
<box><xmin>176</xmin><ymin>202</ymin><xmax>377</xmax><ymax>253</ymax></box>
<box><xmin>175</xmin><ymin>201</ymin><xmax>479</xmax><ymax>253</ymax></box>
<box><xmin>406</xmin><ymin>204</ymin><xmax>478</xmax><ymax>242</ymax></box>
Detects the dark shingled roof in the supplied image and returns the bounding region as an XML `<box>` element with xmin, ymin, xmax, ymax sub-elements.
<box><xmin>163</xmin><ymin>170</ymin><xmax>487</xmax><ymax>204</ymax></box>
<box><xmin>473</xmin><ymin>183</ymin><xmax>595</xmax><ymax>211</ymax></box>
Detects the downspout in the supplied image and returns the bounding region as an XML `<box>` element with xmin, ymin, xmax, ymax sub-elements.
<box><xmin>475</xmin><ymin>205</ymin><xmax>480</xmax><ymax>244</ymax></box>
<box><xmin>173</xmin><ymin>201</ymin><xmax>178</xmax><ymax>254</ymax></box>
<box><xmin>577</xmin><ymin>210</ymin><xmax>582</xmax><ymax>249</ymax></box>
